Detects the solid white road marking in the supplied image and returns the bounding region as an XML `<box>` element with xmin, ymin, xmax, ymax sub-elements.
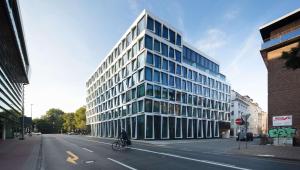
<box><xmin>257</xmin><ymin>154</ymin><xmax>275</xmax><ymax>157</ymax></box>
<box><xmin>85</xmin><ymin>160</ymin><xmax>95</xmax><ymax>164</ymax></box>
<box><xmin>84</xmin><ymin>138</ymin><xmax>250</xmax><ymax>170</ymax></box>
<box><xmin>107</xmin><ymin>158</ymin><xmax>138</xmax><ymax>170</ymax></box>
<box><xmin>82</xmin><ymin>147</ymin><xmax>93</xmax><ymax>152</ymax></box>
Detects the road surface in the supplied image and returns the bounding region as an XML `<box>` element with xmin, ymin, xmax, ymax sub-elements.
<box><xmin>40</xmin><ymin>134</ymin><xmax>300</xmax><ymax>170</ymax></box>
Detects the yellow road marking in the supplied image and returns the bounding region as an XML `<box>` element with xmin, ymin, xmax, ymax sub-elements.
<box><xmin>66</xmin><ymin>151</ymin><xmax>79</xmax><ymax>164</ymax></box>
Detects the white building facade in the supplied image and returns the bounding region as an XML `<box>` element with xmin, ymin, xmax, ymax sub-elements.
<box><xmin>85</xmin><ymin>10</ymin><xmax>231</xmax><ymax>140</ymax></box>
<box><xmin>230</xmin><ymin>90</ymin><xmax>267</xmax><ymax>137</ymax></box>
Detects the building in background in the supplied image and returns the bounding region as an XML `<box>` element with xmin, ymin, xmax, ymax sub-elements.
<box><xmin>260</xmin><ymin>8</ymin><xmax>300</xmax><ymax>145</ymax></box>
<box><xmin>230</xmin><ymin>90</ymin><xmax>249</xmax><ymax>137</ymax></box>
<box><xmin>0</xmin><ymin>0</ymin><xmax>30</xmax><ymax>140</ymax></box>
<box><xmin>86</xmin><ymin>10</ymin><xmax>231</xmax><ymax>140</ymax></box>
<box><xmin>230</xmin><ymin>90</ymin><xmax>267</xmax><ymax>137</ymax></box>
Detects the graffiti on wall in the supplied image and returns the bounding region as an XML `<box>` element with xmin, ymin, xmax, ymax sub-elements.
<box><xmin>268</xmin><ymin>127</ymin><xmax>296</xmax><ymax>138</ymax></box>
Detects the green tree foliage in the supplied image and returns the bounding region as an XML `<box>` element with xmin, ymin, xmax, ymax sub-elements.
<box><xmin>75</xmin><ymin>106</ymin><xmax>86</xmax><ymax>130</ymax></box>
<box><xmin>281</xmin><ymin>44</ymin><xmax>300</xmax><ymax>70</ymax></box>
<box><xmin>62</xmin><ymin>113</ymin><xmax>76</xmax><ymax>132</ymax></box>
<box><xmin>33</xmin><ymin>107</ymin><xmax>88</xmax><ymax>134</ymax></box>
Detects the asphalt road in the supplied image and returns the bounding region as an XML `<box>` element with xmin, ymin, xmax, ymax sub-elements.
<box><xmin>40</xmin><ymin>134</ymin><xmax>300</xmax><ymax>170</ymax></box>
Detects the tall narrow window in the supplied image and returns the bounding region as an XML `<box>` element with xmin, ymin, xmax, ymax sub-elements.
<box><xmin>145</xmin><ymin>35</ymin><xmax>153</xmax><ymax>50</ymax></box>
<box><xmin>147</xmin><ymin>16</ymin><xmax>154</xmax><ymax>31</ymax></box>
<box><xmin>154</xmin><ymin>20</ymin><xmax>161</xmax><ymax>36</ymax></box>
<box><xmin>162</xmin><ymin>25</ymin><xmax>168</xmax><ymax>39</ymax></box>
<box><xmin>145</xmin><ymin>67</ymin><xmax>152</xmax><ymax>81</ymax></box>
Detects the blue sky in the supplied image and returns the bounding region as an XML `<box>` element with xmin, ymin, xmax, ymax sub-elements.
<box><xmin>19</xmin><ymin>0</ymin><xmax>300</xmax><ymax>118</ymax></box>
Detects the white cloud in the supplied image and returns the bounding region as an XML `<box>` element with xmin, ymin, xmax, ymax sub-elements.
<box><xmin>195</xmin><ymin>28</ymin><xmax>228</xmax><ymax>56</ymax></box>
<box><xmin>224</xmin><ymin>9</ymin><xmax>240</xmax><ymax>20</ymax></box>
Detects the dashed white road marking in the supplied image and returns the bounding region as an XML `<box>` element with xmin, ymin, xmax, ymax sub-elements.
<box><xmin>257</xmin><ymin>154</ymin><xmax>275</xmax><ymax>157</ymax></box>
<box><xmin>107</xmin><ymin>158</ymin><xmax>138</xmax><ymax>170</ymax></box>
<box><xmin>85</xmin><ymin>138</ymin><xmax>250</xmax><ymax>170</ymax></box>
<box><xmin>82</xmin><ymin>147</ymin><xmax>93</xmax><ymax>152</ymax></box>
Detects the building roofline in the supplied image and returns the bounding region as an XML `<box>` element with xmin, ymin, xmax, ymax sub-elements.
<box><xmin>259</xmin><ymin>8</ymin><xmax>300</xmax><ymax>30</ymax></box>
<box><xmin>182</xmin><ymin>41</ymin><xmax>220</xmax><ymax>65</ymax></box>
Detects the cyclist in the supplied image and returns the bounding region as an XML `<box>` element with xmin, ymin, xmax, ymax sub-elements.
<box><xmin>119</xmin><ymin>128</ymin><xmax>128</xmax><ymax>146</ymax></box>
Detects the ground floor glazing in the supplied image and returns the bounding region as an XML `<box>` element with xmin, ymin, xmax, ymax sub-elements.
<box><xmin>90</xmin><ymin>114</ymin><xmax>230</xmax><ymax>140</ymax></box>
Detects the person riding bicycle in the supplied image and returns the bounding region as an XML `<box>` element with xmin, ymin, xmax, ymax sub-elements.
<box><xmin>119</xmin><ymin>128</ymin><xmax>129</xmax><ymax>146</ymax></box>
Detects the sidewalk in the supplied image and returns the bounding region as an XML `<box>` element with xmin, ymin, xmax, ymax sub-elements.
<box><xmin>229</xmin><ymin>143</ymin><xmax>300</xmax><ymax>161</ymax></box>
<box><xmin>0</xmin><ymin>135</ymin><xmax>42</xmax><ymax>170</ymax></box>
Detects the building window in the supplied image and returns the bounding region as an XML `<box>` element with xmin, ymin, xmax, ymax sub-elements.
<box><xmin>188</xmin><ymin>70</ymin><xmax>192</xmax><ymax>80</ymax></box>
<box><xmin>145</xmin><ymin>67</ymin><xmax>152</xmax><ymax>81</ymax></box>
<box><xmin>161</xmin><ymin>102</ymin><xmax>168</xmax><ymax>114</ymax></box>
<box><xmin>138</xmin><ymin>69</ymin><xmax>144</xmax><ymax>82</ymax></box>
<box><xmin>175</xmin><ymin>50</ymin><xmax>181</xmax><ymax>62</ymax></box>
<box><xmin>145</xmin><ymin>99</ymin><xmax>153</xmax><ymax>112</ymax></box>
<box><xmin>154</xmin><ymin>85</ymin><xmax>161</xmax><ymax>99</ymax></box>
<box><xmin>176</xmin><ymin>34</ymin><xmax>181</xmax><ymax>46</ymax></box>
<box><xmin>145</xmin><ymin>35</ymin><xmax>153</xmax><ymax>50</ymax></box>
<box><xmin>137</xmin><ymin>51</ymin><xmax>145</xmax><ymax>68</ymax></box>
<box><xmin>146</xmin><ymin>83</ymin><xmax>153</xmax><ymax>96</ymax></box>
<box><xmin>169</xmin><ymin>29</ymin><xmax>175</xmax><ymax>44</ymax></box>
<box><xmin>132</xmin><ymin>26</ymin><xmax>137</xmax><ymax>40</ymax></box>
<box><xmin>146</xmin><ymin>52</ymin><xmax>153</xmax><ymax>65</ymax></box>
<box><xmin>162</xmin><ymin>25</ymin><xmax>168</xmax><ymax>39</ymax></box>
<box><xmin>132</xmin><ymin>102</ymin><xmax>137</xmax><ymax>114</ymax></box>
<box><xmin>153</xmin><ymin>101</ymin><xmax>160</xmax><ymax>113</ymax></box>
<box><xmin>169</xmin><ymin>47</ymin><xmax>174</xmax><ymax>59</ymax></box>
<box><xmin>138</xmin><ymin>100</ymin><xmax>144</xmax><ymax>112</ymax></box>
<box><xmin>138</xmin><ymin>37</ymin><xmax>144</xmax><ymax>51</ymax></box>
<box><xmin>137</xmin><ymin>16</ymin><xmax>145</xmax><ymax>35</ymax></box>
<box><xmin>153</xmin><ymin>70</ymin><xmax>160</xmax><ymax>83</ymax></box>
<box><xmin>162</xmin><ymin>72</ymin><xmax>168</xmax><ymax>86</ymax></box>
<box><xmin>154</xmin><ymin>39</ymin><xmax>161</xmax><ymax>53</ymax></box>
<box><xmin>176</xmin><ymin>64</ymin><xmax>181</xmax><ymax>76</ymax></box>
<box><xmin>162</xmin><ymin>87</ymin><xmax>168</xmax><ymax>99</ymax></box>
<box><xmin>182</xmin><ymin>66</ymin><xmax>187</xmax><ymax>78</ymax></box>
<box><xmin>154</xmin><ymin>54</ymin><xmax>161</xmax><ymax>69</ymax></box>
<box><xmin>175</xmin><ymin>77</ymin><xmax>181</xmax><ymax>89</ymax></box>
<box><xmin>147</xmin><ymin>16</ymin><xmax>154</xmax><ymax>31</ymax></box>
<box><xmin>175</xmin><ymin>105</ymin><xmax>181</xmax><ymax>116</ymax></box>
<box><xmin>161</xmin><ymin>43</ymin><xmax>168</xmax><ymax>57</ymax></box>
<box><xmin>169</xmin><ymin>89</ymin><xmax>175</xmax><ymax>101</ymax></box>
<box><xmin>137</xmin><ymin>83</ymin><xmax>145</xmax><ymax>98</ymax></box>
<box><xmin>154</xmin><ymin>20</ymin><xmax>161</xmax><ymax>36</ymax></box>
<box><xmin>176</xmin><ymin>91</ymin><xmax>181</xmax><ymax>102</ymax></box>
<box><xmin>169</xmin><ymin>61</ymin><xmax>175</xmax><ymax>74</ymax></box>
<box><xmin>162</xmin><ymin>59</ymin><xmax>168</xmax><ymax>71</ymax></box>
<box><xmin>169</xmin><ymin>75</ymin><xmax>174</xmax><ymax>87</ymax></box>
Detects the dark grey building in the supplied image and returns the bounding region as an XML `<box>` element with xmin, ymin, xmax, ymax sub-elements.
<box><xmin>0</xmin><ymin>0</ymin><xmax>30</xmax><ymax>140</ymax></box>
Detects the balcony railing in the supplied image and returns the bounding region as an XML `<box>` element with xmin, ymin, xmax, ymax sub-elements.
<box><xmin>261</xmin><ymin>27</ymin><xmax>300</xmax><ymax>50</ymax></box>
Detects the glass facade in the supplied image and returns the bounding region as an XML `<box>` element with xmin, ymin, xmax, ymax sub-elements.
<box><xmin>86</xmin><ymin>11</ymin><xmax>231</xmax><ymax>140</ymax></box>
<box><xmin>0</xmin><ymin>0</ymin><xmax>30</xmax><ymax>140</ymax></box>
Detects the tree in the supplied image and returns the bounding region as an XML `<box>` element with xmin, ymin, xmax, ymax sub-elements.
<box><xmin>33</xmin><ymin>118</ymin><xmax>52</xmax><ymax>134</ymax></box>
<box><xmin>43</xmin><ymin>108</ymin><xmax>64</xmax><ymax>133</ymax></box>
<box><xmin>62</xmin><ymin>113</ymin><xmax>75</xmax><ymax>132</ymax></box>
<box><xmin>281</xmin><ymin>44</ymin><xmax>300</xmax><ymax>70</ymax></box>
<box><xmin>74</xmin><ymin>106</ymin><xmax>86</xmax><ymax>131</ymax></box>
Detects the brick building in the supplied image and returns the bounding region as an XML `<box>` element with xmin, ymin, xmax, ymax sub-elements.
<box><xmin>259</xmin><ymin>8</ymin><xmax>300</xmax><ymax>145</ymax></box>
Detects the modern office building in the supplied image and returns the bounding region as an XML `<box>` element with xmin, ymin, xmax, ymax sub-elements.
<box><xmin>86</xmin><ymin>10</ymin><xmax>231</xmax><ymax>140</ymax></box>
<box><xmin>260</xmin><ymin>8</ymin><xmax>300</xmax><ymax>145</ymax></box>
<box><xmin>0</xmin><ymin>0</ymin><xmax>30</xmax><ymax>140</ymax></box>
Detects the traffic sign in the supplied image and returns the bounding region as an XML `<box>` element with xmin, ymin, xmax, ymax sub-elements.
<box><xmin>235</xmin><ymin>118</ymin><xmax>244</xmax><ymax>125</ymax></box>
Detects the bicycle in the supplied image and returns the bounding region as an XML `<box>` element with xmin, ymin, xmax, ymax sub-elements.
<box><xmin>112</xmin><ymin>138</ymin><xmax>129</xmax><ymax>151</ymax></box>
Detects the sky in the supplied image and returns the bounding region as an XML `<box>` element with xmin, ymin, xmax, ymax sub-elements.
<box><xmin>18</xmin><ymin>0</ymin><xmax>300</xmax><ymax>118</ymax></box>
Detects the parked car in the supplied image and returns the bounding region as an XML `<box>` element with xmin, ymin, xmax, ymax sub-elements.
<box><xmin>236</xmin><ymin>132</ymin><xmax>253</xmax><ymax>141</ymax></box>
